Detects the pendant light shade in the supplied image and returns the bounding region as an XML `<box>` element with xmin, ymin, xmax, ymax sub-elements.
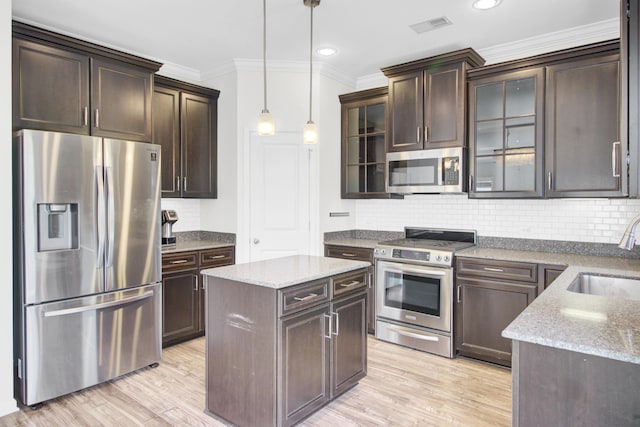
<box><xmin>258</xmin><ymin>0</ymin><xmax>275</xmax><ymax>136</ymax></box>
<box><xmin>303</xmin><ymin>120</ymin><xmax>318</xmax><ymax>144</ymax></box>
<box><xmin>303</xmin><ymin>0</ymin><xmax>319</xmax><ymax>144</ymax></box>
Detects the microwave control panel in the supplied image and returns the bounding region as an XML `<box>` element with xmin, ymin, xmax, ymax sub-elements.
<box><xmin>442</xmin><ymin>157</ymin><xmax>460</xmax><ymax>186</ymax></box>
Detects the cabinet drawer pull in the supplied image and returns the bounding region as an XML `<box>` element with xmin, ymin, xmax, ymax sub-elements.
<box><xmin>207</xmin><ymin>255</ymin><xmax>225</xmax><ymax>260</ymax></box>
<box><xmin>169</xmin><ymin>259</ymin><xmax>189</xmax><ymax>264</ymax></box>
<box><xmin>83</xmin><ymin>106</ymin><xmax>88</xmax><ymax>126</ymax></box>
<box><xmin>339</xmin><ymin>280</ymin><xmax>361</xmax><ymax>289</ymax></box>
<box><xmin>293</xmin><ymin>293</ymin><xmax>318</xmax><ymax>302</ymax></box>
<box><xmin>483</xmin><ymin>267</ymin><xmax>504</xmax><ymax>272</ymax></box>
<box><xmin>341</xmin><ymin>253</ymin><xmax>357</xmax><ymax>257</ymax></box>
<box><xmin>612</xmin><ymin>141</ymin><xmax>621</xmax><ymax>178</ymax></box>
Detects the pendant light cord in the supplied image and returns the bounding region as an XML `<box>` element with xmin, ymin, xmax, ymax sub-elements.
<box><xmin>308</xmin><ymin>3</ymin><xmax>313</xmax><ymax>122</ymax></box>
<box><xmin>263</xmin><ymin>0</ymin><xmax>268</xmax><ymax>111</ymax></box>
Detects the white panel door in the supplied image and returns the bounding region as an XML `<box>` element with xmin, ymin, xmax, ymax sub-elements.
<box><xmin>250</xmin><ymin>132</ymin><xmax>312</xmax><ymax>261</ymax></box>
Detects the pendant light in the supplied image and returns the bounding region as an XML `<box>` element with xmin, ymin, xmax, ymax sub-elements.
<box><xmin>303</xmin><ymin>0</ymin><xmax>319</xmax><ymax>144</ymax></box>
<box><xmin>257</xmin><ymin>0</ymin><xmax>275</xmax><ymax>136</ymax></box>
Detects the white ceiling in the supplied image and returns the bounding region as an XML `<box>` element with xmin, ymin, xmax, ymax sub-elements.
<box><xmin>12</xmin><ymin>0</ymin><xmax>620</xmax><ymax>81</ymax></box>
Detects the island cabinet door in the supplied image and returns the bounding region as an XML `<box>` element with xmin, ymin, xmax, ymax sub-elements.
<box><xmin>278</xmin><ymin>304</ymin><xmax>331</xmax><ymax>427</ymax></box>
<box><xmin>331</xmin><ymin>291</ymin><xmax>367</xmax><ymax>398</ymax></box>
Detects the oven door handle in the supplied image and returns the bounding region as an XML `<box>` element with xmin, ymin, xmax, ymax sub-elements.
<box><xmin>381</xmin><ymin>265</ymin><xmax>447</xmax><ymax>278</ymax></box>
<box><xmin>386</xmin><ymin>324</ymin><xmax>439</xmax><ymax>342</ymax></box>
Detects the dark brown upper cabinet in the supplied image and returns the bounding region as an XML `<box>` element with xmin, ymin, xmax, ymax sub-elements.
<box><xmin>468</xmin><ymin>40</ymin><xmax>625</xmax><ymax>199</ymax></box>
<box><xmin>381</xmin><ymin>49</ymin><xmax>485</xmax><ymax>152</ymax></box>
<box><xmin>468</xmin><ymin>68</ymin><xmax>545</xmax><ymax>198</ymax></box>
<box><xmin>339</xmin><ymin>87</ymin><xmax>388</xmax><ymax>198</ymax></box>
<box><xmin>153</xmin><ymin>76</ymin><xmax>220</xmax><ymax>199</ymax></box>
<box><xmin>12</xmin><ymin>21</ymin><xmax>160</xmax><ymax>142</ymax></box>
<box><xmin>545</xmin><ymin>52</ymin><xmax>624</xmax><ymax>198</ymax></box>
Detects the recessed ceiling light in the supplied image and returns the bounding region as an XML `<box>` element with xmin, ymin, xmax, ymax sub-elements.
<box><xmin>317</xmin><ymin>47</ymin><xmax>337</xmax><ymax>56</ymax></box>
<box><xmin>472</xmin><ymin>0</ymin><xmax>502</xmax><ymax>10</ymax></box>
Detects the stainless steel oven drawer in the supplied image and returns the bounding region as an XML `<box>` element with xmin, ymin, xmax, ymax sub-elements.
<box><xmin>376</xmin><ymin>320</ymin><xmax>452</xmax><ymax>358</ymax></box>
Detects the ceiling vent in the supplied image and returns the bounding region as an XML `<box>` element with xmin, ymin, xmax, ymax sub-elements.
<box><xmin>409</xmin><ymin>16</ymin><xmax>453</xmax><ymax>34</ymax></box>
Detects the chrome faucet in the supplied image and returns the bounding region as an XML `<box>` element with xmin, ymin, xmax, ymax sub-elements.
<box><xmin>618</xmin><ymin>214</ymin><xmax>640</xmax><ymax>250</ymax></box>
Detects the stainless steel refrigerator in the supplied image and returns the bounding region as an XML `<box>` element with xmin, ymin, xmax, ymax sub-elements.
<box><xmin>13</xmin><ymin>129</ymin><xmax>162</xmax><ymax>406</ymax></box>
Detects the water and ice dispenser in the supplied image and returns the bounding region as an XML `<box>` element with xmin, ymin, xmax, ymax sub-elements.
<box><xmin>37</xmin><ymin>203</ymin><xmax>78</xmax><ymax>251</ymax></box>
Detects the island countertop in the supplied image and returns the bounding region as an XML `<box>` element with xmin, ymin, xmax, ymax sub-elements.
<box><xmin>201</xmin><ymin>254</ymin><xmax>370</xmax><ymax>289</ymax></box>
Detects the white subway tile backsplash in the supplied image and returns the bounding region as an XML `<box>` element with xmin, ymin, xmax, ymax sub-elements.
<box><xmin>160</xmin><ymin>199</ymin><xmax>201</xmax><ymax>232</ymax></box>
<box><xmin>354</xmin><ymin>196</ymin><xmax>640</xmax><ymax>244</ymax></box>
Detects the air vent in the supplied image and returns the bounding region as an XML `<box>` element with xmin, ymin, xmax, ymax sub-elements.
<box><xmin>409</xmin><ymin>16</ymin><xmax>453</xmax><ymax>34</ymax></box>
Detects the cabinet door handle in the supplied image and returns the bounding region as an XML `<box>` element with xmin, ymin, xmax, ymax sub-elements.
<box><xmin>424</xmin><ymin>126</ymin><xmax>429</xmax><ymax>143</ymax></box>
<box><xmin>457</xmin><ymin>285</ymin><xmax>462</xmax><ymax>303</ymax></box>
<box><xmin>83</xmin><ymin>107</ymin><xmax>88</xmax><ymax>126</ymax></box>
<box><xmin>547</xmin><ymin>171</ymin><xmax>553</xmax><ymax>191</ymax></box>
<box><xmin>95</xmin><ymin>109</ymin><xmax>99</xmax><ymax>128</ymax></box>
<box><xmin>341</xmin><ymin>253</ymin><xmax>356</xmax><ymax>257</ymax></box>
<box><xmin>193</xmin><ymin>276</ymin><xmax>198</xmax><ymax>291</ymax></box>
<box><xmin>368</xmin><ymin>271</ymin><xmax>372</xmax><ymax>289</ymax></box>
<box><xmin>293</xmin><ymin>293</ymin><xmax>317</xmax><ymax>302</ymax></box>
<box><xmin>169</xmin><ymin>259</ymin><xmax>189</xmax><ymax>264</ymax></box>
<box><xmin>612</xmin><ymin>141</ymin><xmax>621</xmax><ymax>178</ymax></box>
<box><xmin>324</xmin><ymin>313</ymin><xmax>332</xmax><ymax>339</ymax></box>
<box><xmin>183</xmin><ymin>176</ymin><xmax>187</xmax><ymax>191</ymax></box>
<box><xmin>339</xmin><ymin>280</ymin><xmax>361</xmax><ymax>289</ymax></box>
<box><xmin>416</xmin><ymin>127</ymin><xmax>421</xmax><ymax>143</ymax></box>
<box><xmin>483</xmin><ymin>267</ymin><xmax>504</xmax><ymax>272</ymax></box>
<box><xmin>176</xmin><ymin>176</ymin><xmax>180</xmax><ymax>191</ymax></box>
<box><xmin>207</xmin><ymin>255</ymin><xmax>225</xmax><ymax>260</ymax></box>
<box><xmin>332</xmin><ymin>312</ymin><xmax>339</xmax><ymax>336</ymax></box>
<box><xmin>468</xmin><ymin>175</ymin><xmax>473</xmax><ymax>192</ymax></box>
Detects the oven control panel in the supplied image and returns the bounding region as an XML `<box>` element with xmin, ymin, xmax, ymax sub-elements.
<box><xmin>374</xmin><ymin>247</ymin><xmax>452</xmax><ymax>267</ymax></box>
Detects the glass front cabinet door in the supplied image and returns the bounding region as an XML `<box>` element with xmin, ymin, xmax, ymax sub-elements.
<box><xmin>339</xmin><ymin>87</ymin><xmax>388</xmax><ymax>198</ymax></box>
<box><xmin>468</xmin><ymin>68</ymin><xmax>544</xmax><ymax>198</ymax></box>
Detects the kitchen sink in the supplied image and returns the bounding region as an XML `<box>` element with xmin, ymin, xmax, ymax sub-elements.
<box><xmin>567</xmin><ymin>273</ymin><xmax>640</xmax><ymax>301</ymax></box>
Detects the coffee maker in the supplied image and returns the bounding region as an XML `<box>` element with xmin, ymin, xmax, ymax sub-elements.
<box><xmin>161</xmin><ymin>210</ymin><xmax>178</xmax><ymax>245</ymax></box>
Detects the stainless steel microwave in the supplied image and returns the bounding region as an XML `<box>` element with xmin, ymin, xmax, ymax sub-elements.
<box><xmin>386</xmin><ymin>147</ymin><xmax>464</xmax><ymax>194</ymax></box>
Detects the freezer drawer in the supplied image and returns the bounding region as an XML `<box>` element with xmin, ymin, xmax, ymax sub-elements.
<box><xmin>18</xmin><ymin>283</ymin><xmax>162</xmax><ymax>406</ymax></box>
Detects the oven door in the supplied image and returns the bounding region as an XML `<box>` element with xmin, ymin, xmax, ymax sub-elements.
<box><xmin>376</xmin><ymin>260</ymin><xmax>452</xmax><ymax>332</ymax></box>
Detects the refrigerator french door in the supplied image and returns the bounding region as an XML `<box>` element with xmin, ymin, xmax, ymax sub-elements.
<box><xmin>13</xmin><ymin>130</ymin><xmax>162</xmax><ymax>406</ymax></box>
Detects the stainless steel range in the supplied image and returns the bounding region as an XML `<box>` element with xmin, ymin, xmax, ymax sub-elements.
<box><xmin>374</xmin><ymin>227</ymin><xmax>476</xmax><ymax>358</ymax></box>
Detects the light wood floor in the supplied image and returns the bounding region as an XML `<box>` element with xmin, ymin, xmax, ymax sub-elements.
<box><xmin>0</xmin><ymin>337</ymin><xmax>511</xmax><ymax>426</ymax></box>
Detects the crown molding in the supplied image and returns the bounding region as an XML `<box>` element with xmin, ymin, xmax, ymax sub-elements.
<box><xmin>157</xmin><ymin>62</ymin><xmax>202</xmax><ymax>84</ymax></box>
<box><xmin>478</xmin><ymin>18</ymin><xmax>619</xmax><ymax>65</ymax></box>
<box><xmin>356</xmin><ymin>72</ymin><xmax>388</xmax><ymax>90</ymax></box>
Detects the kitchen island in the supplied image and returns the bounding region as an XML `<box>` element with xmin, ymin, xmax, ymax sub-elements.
<box><xmin>202</xmin><ymin>255</ymin><xmax>370</xmax><ymax>427</ymax></box>
<box><xmin>501</xmin><ymin>262</ymin><xmax>640</xmax><ymax>426</ymax></box>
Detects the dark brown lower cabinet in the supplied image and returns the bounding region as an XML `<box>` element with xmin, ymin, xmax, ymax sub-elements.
<box><xmin>324</xmin><ymin>244</ymin><xmax>375</xmax><ymax>334</ymax></box>
<box><xmin>162</xmin><ymin>269</ymin><xmax>200</xmax><ymax>345</ymax></box>
<box><xmin>206</xmin><ymin>268</ymin><xmax>368</xmax><ymax>427</ymax></box>
<box><xmin>455</xmin><ymin>257</ymin><xmax>538</xmax><ymax>367</ymax></box>
<box><xmin>456</xmin><ymin>276</ymin><xmax>536</xmax><ymax>366</ymax></box>
<box><xmin>162</xmin><ymin>246</ymin><xmax>234</xmax><ymax>347</ymax></box>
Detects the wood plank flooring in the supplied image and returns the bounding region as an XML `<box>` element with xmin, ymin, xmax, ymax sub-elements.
<box><xmin>0</xmin><ymin>337</ymin><xmax>511</xmax><ymax>426</ymax></box>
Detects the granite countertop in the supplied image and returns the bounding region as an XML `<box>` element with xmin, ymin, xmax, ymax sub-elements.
<box><xmin>162</xmin><ymin>240</ymin><xmax>234</xmax><ymax>254</ymax></box>
<box><xmin>201</xmin><ymin>255</ymin><xmax>370</xmax><ymax>289</ymax></box>
<box><xmin>324</xmin><ymin>238</ymin><xmax>381</xmax><ymax>249</ymax></box>
<box><xmin>462</xmin><ymin>247</ymin><xmax>640</xmax><ymax>364</ymax></box>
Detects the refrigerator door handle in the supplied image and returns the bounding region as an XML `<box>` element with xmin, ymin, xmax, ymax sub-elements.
<box><xmin>105</xmin><ymin>166</ymin><xmax>115</xmax><ymax>268</ymax></box>
<box><xmin>95</xmin><ymin>166</ymin><xmax>106</xmax><ymax>268</ymax></box>
<box><xmin>43</xmin><ymin>290</ymin><xmax>155</xmax><ymax>318</ymax></box>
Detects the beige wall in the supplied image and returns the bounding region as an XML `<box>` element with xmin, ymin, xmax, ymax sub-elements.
<box><xmin>1</xmin><ymin>2</ymin><xmax>16</xmax><ymax>416</ymax></box>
